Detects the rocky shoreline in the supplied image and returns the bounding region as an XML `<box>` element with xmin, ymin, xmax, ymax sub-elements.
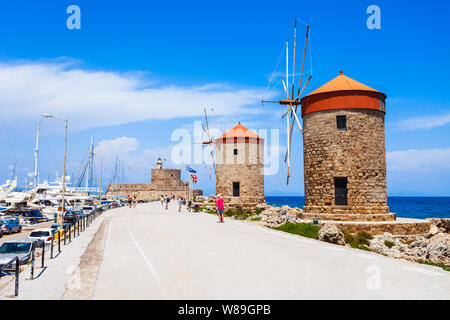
<box><xmin>195</xmin><ymin>196</ymin><xmax>450</xmax><ymax>269</ymax></box>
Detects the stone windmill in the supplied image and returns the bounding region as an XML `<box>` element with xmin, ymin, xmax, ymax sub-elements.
<box><xmin>263</xmin><ymin>19</ymin><xmax>391</xmax><ymax>221</ymax></box>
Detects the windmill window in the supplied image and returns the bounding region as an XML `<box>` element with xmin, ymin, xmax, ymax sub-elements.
<box><xmin>233</xmin><ymin>149</ymin><xmax>238</xmax><ymax>156</ymax></box>
<box><xmin>233</xmin><ymin>182</ymin><xmax>240</xmax><ymax>197</ymax></box>
<box><xmin>337</xmin><ymin>115</ymin><xmax>346</xmax><ymax>130</ymax></box>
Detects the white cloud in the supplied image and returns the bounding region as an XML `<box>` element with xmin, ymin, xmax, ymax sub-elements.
<box><xmin>95</xmin><ymin>136</ymin><xmax>173</xmax><ymax>181</ymax></box>
<box><xmin>0</xmin><ymin>59</ymin><xmax>268</xmax><ymax>131</ymax></box>
<box><xmin>96</xmin><ymin>136</ymin><xmax>139</xmax><ymax>158</ymax></box>
<box><xmin>397</xmin><ymin>112</ymin><xmax>450</xmax><ymax>130</ymax></box>
<box><xmin>387</xmin><ymin>147</ymin><xmax>450</xmax><ymax>171</ymax></box>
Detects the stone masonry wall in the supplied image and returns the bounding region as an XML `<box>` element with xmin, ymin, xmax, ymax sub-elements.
<box><xmin>303</xmin><ymin>108</ymin><xmax>389</xmax><ymax>214</ymax></box>
<box><xmin>105</xmin><ymin>168</ymin><xmax>201</xmax><ymax>201</ymax></box>
<box><xmin>216</xmin><ymin>141</ymin><xmax>265</xmax><ymax>210</ymax></box>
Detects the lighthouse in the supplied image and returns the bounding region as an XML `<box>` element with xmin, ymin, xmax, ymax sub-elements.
<box><xmin>300</xmin><ymin>71</ymin><xmax>393</xmax><ymax>221</ymax></box>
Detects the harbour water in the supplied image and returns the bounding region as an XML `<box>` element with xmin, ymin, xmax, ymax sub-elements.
<box><xmin>265</xmin><ymin>196</ymin><xmax>450</xmax><ymax>219</ymax></box>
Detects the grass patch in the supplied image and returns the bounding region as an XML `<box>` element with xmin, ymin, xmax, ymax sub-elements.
<box><xmin>418</xmin><ymin>260</ymin><xmax>450</xmax><ymax>272</ymax></box>
<box><xmin>273</xmin><ymin>222</ymin><xmax>320</xmax><ymax>240</ymax></box>
<box><xmin>250</xmin><ymin>217</ymin><xmax>261</xmax><ymax>221</ymax></box>
<box><xmin>255</xmin><ymin>208</ymin><xmax>262</xmax><ymax>215</ymax></box>
<box><xmin>343</xmin><ymin>230</ymin><xmax>373</xmax><ymax>251</ymax></box>
<box><xmin>200</xmin><ymin>207</ymin><xmax>216</xmax><ymax>214</ymax></box>
<box><xmin>384</xmin><ymin>240</ymin><xmax>395</xmax><ymax>249</ymax></box>
<box><xmin>225</xmin><ymin>209</ymin><xmax>252</xmax><ymax>220</ymax></box>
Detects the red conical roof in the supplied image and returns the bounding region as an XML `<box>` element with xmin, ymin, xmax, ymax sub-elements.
<box><xmin>216</xmin><ymin>123</ymin><xmax>261</xmax><ymax>139</ymax></box>
<box><xmin>303</xmin><ymin>70</ymin><xmax>384</xmax><ymax>98</ymax></box>
<box><xmin>300</xmin><ymin>70</ymin><xmax>386</xmax><ymax>117</ymax></box>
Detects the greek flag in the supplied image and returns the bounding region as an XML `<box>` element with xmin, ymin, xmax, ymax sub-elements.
<box><xmin>186</xmin><ymin>165</ymin><xmax>197</xmax><ymax>174</ymax></box>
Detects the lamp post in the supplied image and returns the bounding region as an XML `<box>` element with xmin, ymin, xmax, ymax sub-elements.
<box><xmin>42</xmin><ymin>113</ymin><xmax>68</xmax><ymax>228</ymax></box>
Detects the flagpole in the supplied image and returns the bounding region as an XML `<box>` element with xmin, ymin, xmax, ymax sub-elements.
<box><xmin>185</xmin><ymin>166</ymin><xmax>187</xmax><ymax>200</ymax></box>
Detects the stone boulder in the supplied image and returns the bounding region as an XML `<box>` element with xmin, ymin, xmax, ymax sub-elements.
<box><xmin>426</xmin><ymin>233</ymin><xmax>450</xmax><ymax>266</ymax></box>
<box><xmin>369</xmin><ymin>233</ymin><xmax>409</xmax><ymax>259</ymax></box>
<box><xmin>427</xmin><ymin>218</ymin><xmax>450</xmax><ymax>234</ymax></box>
<box><xmin>318</xmin><ymin>223</ymin><xmax>345</xmax><ymax>246</ymax></box>
<box><xmin>259</xmin><ymin>205</ymin><xmax>299</xmax><ymax>227</ymax></box>
<box><xmin>256</xmin><ymin>202</ymin><xmax>270</xmax><ymax>211</ymax></box>
<box><xmin>369</xmin><ymin>232</ymin><xmax>450</xmax><ymax>267</ymax></box>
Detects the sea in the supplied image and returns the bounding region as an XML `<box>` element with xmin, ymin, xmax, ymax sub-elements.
<box><xmin>265</xmin><ymin>196</ymin><xmax>450</xmax><ymax>219</ymax></box>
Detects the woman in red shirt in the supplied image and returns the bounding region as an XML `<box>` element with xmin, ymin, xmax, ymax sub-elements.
<box><xmin>216</xmin><ymin>194</ymin><xmax>224</xmax><ymax>223</ymax></box>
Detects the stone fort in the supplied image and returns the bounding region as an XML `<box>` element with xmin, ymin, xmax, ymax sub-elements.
<box><xmin>106</xmin><ymin>158</ymin><xmax>203</xmax><ymax>200</ymax></box>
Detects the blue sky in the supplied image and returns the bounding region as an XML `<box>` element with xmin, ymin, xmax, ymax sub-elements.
<box><xmin>0</xmin><ymin>0</ymin><xmax>449</xmax><ymax>196</ymax></box>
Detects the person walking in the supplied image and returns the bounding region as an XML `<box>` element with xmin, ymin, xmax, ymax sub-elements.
<box><xmin>216</xmin><ymin>194</ymin><xmax>224</xmax><ymax>223</ymax></box>
<box><xmin>177</xmin><ymin>197</ymin><xmax>183</xmax><ymax>212</ymax></box>
<box><xmin>165</xmin><ymin>195</ymin><xmax>170</xmax><ymax>210</ymax></box>
<box><xmin>160</xmin><ymin>195</ymin><xmax>164</xmax><ymax>207</ymax></box>
<box><xmin>187</xmin><ymin>199</ymin><xmax>192</xmax><ymax>212</ymax></box>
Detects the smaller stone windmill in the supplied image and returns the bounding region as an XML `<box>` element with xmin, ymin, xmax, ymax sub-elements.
<box><xmin>214</xmin><ymin>123</ymin><xmax>265</xmax><ymax>213</ymax></box>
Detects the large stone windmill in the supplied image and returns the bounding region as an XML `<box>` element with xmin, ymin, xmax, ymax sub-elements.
<box><xmin>263</xmin><ymin>19</ymin><xmax>393</xmax><ymax>222</ymax></box>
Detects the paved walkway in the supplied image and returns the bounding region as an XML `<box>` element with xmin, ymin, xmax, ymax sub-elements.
<box><xmin>2</xmin><ymin>202</ymin><xmax>450</xmax><ymax>299</ymax></box>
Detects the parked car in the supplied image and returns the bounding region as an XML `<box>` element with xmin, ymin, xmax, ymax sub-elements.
<box><xmin>82</xmin><ymin>206</ymin><xmax>95</xmax><ymax>215</ymax></box>
<box><xmin>27</xmin><ymin>228</ymin><xmax>54</xmax><ymax>247</ymax></box>
<box><xmin>64</xmin><ymin>210</ymin><xmax>78</xmax><ymax>222</ymax></box>
<box><xmin>0</xmin><ymin>239</ymin><xmax>39</xmax><ymax>271</ymax></box>
<box><xmin>0</xmin><ymin>218</ymin><xmax>22</xmax><ymax>235</ymax></box>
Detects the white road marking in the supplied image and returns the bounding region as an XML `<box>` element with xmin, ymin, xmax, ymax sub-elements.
<box><xmin>125</xmin><ymin>219</ymin><xmax>166</xmax><ymax>298</ymax></box>
<box><xmin>403</xmin><ymin>266</ymin><xmax>443</xmax><ymax>277</ymax></box>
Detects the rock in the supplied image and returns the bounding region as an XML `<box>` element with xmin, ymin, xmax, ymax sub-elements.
<box><xmin>369</xmin><ymin>233</ymin><xmax>405</xmax><ymax>257</ymax></box>
<box><xmin>427</xmin><ymin>218</ymin><xmax>450</xmax><ymax>234</ymax></box>
<box><xmin>429</xmin><ymin>233</ymin><xmax>450</xmax><ymax>244</ymax></box>
<box><xmin>318</xmin><ymin>223</ymin><xmax>345</xmax><ymax>246</ymax></box>
<box><xmin>256</xmin><ymin>202</ymin><xmax>270</xmax><ymax>211</ymax></box>
<box><xmin>429</xmin><ymin>225</ymin><xmax>439</xmax><ymax>235</ymax></box>
<box><xmin>259</xmin><ymin>205</ymin><xmax>299</xmax><ymax>227</ymax></box>
<box><xmin>426</xmin><ymin>235</ymin><xmax>450</xmax><ymax>266</ymax></box>
<box><xmin>369</xmin><ymin>231</ymin><xmax>450</xmax><ymax>267</ymax></box>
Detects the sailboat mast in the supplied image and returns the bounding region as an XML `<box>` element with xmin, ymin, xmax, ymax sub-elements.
<box><xmin>33</xmin><ymin>123</ymin><xmax>40</xmax><ymax>190</ymax></box>
<box><xmin>86</xmin><ymin>135</ymin><xmax>94</xmax><ymax>191</ymax></box>
<box><xmin>99</xmin><ymin>156</ymin><xmax>103</xmax><ymax>203</ymax></box>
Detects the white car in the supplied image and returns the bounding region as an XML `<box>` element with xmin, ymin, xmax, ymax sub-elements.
<box><xmin>28</xmin><ymin>228</ymin><xmax>53</xmax><ymax>246</ymax></box>
<box><xmin>82</xmin><ymin>206</ymin><xmax>95</xmax><ymax>215</ymax></box>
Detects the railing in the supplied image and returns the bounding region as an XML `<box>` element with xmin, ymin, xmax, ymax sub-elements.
<box><xmin>0</xmin><ymin>256</ymin><xmax>20</xmax><ymax>296</ymax></box>
<box><xmin>1</xmin><ymin>207</ymin><xmax>104</xmax><ymax>297</ymax></box>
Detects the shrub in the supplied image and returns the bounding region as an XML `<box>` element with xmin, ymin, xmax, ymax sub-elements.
<box><xmin>274</xmin><ymin>222</ymin><xmax>320</xmax><ymax>240</ymax></box>
<box><xmin>224</xmin><ymin>209</ymin><xmax>251</xmax><ymax>220</ymax></box>
<box><xmin>384</xmin><ymin>240</ymin><xmax>395</xmax><ymax>249</ymax></box>
<box><xmin>342</xmin><ymin>230</ymin><xmax>373</xmax><ymax>251</ymax></box>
